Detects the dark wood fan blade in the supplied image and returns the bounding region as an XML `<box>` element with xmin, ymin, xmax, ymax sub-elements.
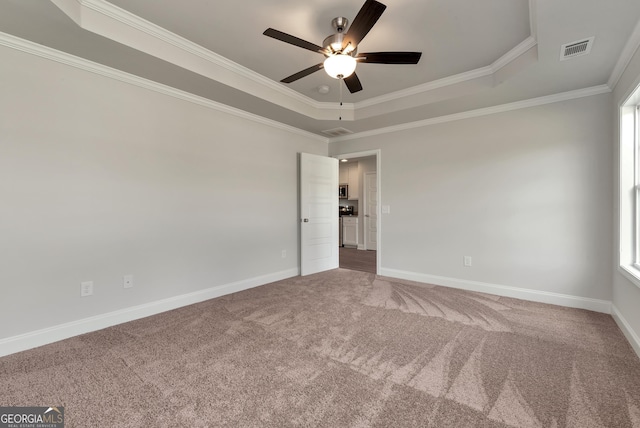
<box><xmin>281</xmin><ymin>63</ymin><xmax>324</xmax><ymax>83</ymax></box>
<box><xmin>357</xmin><ymin>51</ymin><xmax>422</xmax><ymax>64</ymax></box>
<box><xmin>343</xmin><ymin>73</ymin><xmax>363</xmax><ymax>93</ymax></box>
<box><xmin>342</xmin><ymin>0</ymin><xmax>387</xmax><ymax>50</ymax></box>
<box><xmin>263</xmin><ymin>28</ymin><xmax>327</xmax><ymax>54</ymax></box>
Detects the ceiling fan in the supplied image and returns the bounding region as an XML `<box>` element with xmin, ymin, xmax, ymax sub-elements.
<box><xmin>263</xmin><ymin>0</ymin><xmax>422</xmax><ymax>94</ymax></box>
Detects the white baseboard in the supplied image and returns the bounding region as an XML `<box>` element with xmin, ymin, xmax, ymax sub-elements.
<box><xmin>378</xmin><ymin>268</ymin><xmax>612</xmax><ymax>314</ymax></box>
<box><xmin>611</xmin><ymin>305</ymin><xmax>640</xmax><ymax>359</ymax></box>
<box><xmin>0</xmin><ymin>268</ymin><xmax>299</xmax><ymax>358</ymax></box>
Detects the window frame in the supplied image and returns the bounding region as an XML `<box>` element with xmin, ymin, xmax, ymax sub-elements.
<box><xmin>635</xmin><ymin>105</ymin><xmax>640</xmax><ymax>269</ymax></box>
<box><xmin>620</xmin><ymin>90</ymin><xmax>640</xmax><ymax>288</ymax></box>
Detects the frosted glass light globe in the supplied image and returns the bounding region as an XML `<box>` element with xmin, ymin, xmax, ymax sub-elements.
<box><xmin>323</xmin><ymin>54</ymin><xmax>356</xmax><ymax>79</ymax></box>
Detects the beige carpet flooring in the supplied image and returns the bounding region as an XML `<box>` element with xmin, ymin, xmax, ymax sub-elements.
<box><xmin>1</xmin><ymin>269</ymin><xmax>640</xmax><ymax>427</ymax></box>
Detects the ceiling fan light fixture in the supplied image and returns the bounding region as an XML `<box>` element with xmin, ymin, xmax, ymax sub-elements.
<box><xmin>264</xmin><ymin>0</ymin><xmax>421</xmax><ymax>93</ymax></box>
<box><xmin>324</xmin><ymin>54</ymin><xmax>356</xmax><ymax>79</ymax></box>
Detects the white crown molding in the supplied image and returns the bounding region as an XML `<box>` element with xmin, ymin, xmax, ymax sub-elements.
<box><xmin>355</xmin><ymin>66</ymin><xmax>493</xmax><ymax>109</ymax></box>
<box><xmin>0</xmin><ymin>31</ymin><xmax>328</xmax><ymax>143</ymax></box>
<box><xmin>50</xmin><ymin>0</ymin><xmax>327</xmax><ymax>117</ymax></box>
<box><xmin>49</xmin><ymin>0</ymin><xmax>538</xmax><ymax>121</ymax></box>
<box><xmin>529</xmin><ymin>0</ymin><xmax>538</xmax><ymax>39</ymax></box>
<box><xmin>491</xmin><ymin>36</ymin><xmax>538</xmax><ymax>73</ymax></box>
<box><xmin>331</xmin><ymin>85</ymin><xmax>612</xmax><ymax>142</ymax></box>
<box><xmin>608</xmin><ymin>16</ymin><xmax>640</xmax><ymax>90</ymax></box>
<box><xmin>55</xmin><ymin>0</ymin><xmax>296</xmax><ymax>100</ymax></box>
<box><xmin>79</xmin><ymin>0</ymin><xmax>314</xmax><ymax>106</ymax></box>
<box><xmin>355</xmin><ymin>36</ymin><xmax>538</xmax><ymax>111</ymax></box>
<box><xmin>3</xmin><ymin>28</ymin><xmax>601</xmax><ymax>145</ymax></box>
<box><xmin>1</xmin><ymin>28</ymin><xmax>606</xmax><ymax>146</ymax></box>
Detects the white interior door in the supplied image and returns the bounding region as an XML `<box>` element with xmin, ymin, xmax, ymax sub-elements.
<box><xmin>300</xmin><ymin>153</ymin><xmax>338</xmax><ymax>276</ymax></box>
<box><xmin>364</xmin><ymin>172</ymin><xmax>378</xmax><ymax>251</ymax></box>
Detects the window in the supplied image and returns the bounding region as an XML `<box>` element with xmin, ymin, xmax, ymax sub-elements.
<box><xmin>619</xmin><ymin>86</ymin><xmax>640</xmax><ymax>287</ymax></box>
<box><xmin>636</xmin><ymin>107</ymin><xmax>640</xmax><ymax>269</ymax></box>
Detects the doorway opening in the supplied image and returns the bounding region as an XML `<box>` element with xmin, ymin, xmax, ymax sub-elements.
<box><xmin>339</xmin><ymin>246</ymin><xmax>376</xmax><ymax>273</ymax></box>
<box><xmin>334</xmin><ymin>150</ymin><xmax>380</xmax><ymax>274</ymax></box>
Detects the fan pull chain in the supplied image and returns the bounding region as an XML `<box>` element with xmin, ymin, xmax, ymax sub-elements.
<box><xmin>339</xmin><ymin>78</ymin><xmax>343</xmax><ymax>121</ymax></box>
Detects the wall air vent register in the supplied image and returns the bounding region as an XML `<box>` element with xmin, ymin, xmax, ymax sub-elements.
<box><xmin>322</xmin><ymin>127</ymin><xmax>354</xmax><ymax>137</ymax></box>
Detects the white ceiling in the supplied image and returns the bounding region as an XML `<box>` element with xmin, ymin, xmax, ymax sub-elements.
<box><xmin>106</xmin><ymin>0</ymin><xmax>531</xmax><ymax>101</ymax></box>
<box><xmin>1</xmin><ymin>0</ymin><xmax>640</xmax><ymax>139</ymax></box>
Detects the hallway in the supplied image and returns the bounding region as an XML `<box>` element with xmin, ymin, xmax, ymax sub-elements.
<box><xmin>339</xmin><ymin>247</ymin><xmax>376</xmax><ymax>274</ymax></box>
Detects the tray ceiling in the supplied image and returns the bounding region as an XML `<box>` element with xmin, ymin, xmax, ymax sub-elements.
<box><xmin>1</xmin><ymin>0</ymin><xmax>639</xmax><ymax>138</ymax></box>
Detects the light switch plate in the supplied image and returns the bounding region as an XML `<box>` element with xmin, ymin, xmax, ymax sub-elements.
<box><xmin>81</xmin><ymin>281</ymin><xmax>93</xmax><ymax>297</ymax></box>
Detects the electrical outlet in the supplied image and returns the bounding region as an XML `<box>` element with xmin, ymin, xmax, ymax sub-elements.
<box><xmin>81</xmin><ymin>281</ymin><xmax>94</xmax><ymax>297</ymax></box>
<box><xmin>123</xmin><ymin>274</ymin><xmax>133</xmax><ymax>289</ymax></box>
<box><xmin>281</xmin><ymin>250</ymin><xmax>287</xmax><ymax>258</ymax></box>
<box><xmin>464</xmin><ymin>256</ymin><xmax>473</xmax><ymax>267</ymax></box>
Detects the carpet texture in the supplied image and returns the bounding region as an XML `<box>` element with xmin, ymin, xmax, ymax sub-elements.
<box><xmin>1</xmin><ymin>269</ymin><xmax>640</xmax><ymax>427</ymax></box>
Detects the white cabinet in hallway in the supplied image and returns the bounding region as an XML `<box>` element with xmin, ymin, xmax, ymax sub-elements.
<box><xmin>342</xmin><ymin>216</ymin><xmax>358</xmax><ymax>247</ymax></box>
<box><xmin>339</xmin><ymin>165</ymin><xmax>348</xmax><ymax>185</ymax></box>
<box><xmin>339</xmin><ymin>161</ymin><xmax>360</xmax><ymax>200</ymax></box>
<box><xmin>347</xmin><ymin>163</ymin><xmax>359</xmax><ymax>200</ymax></box>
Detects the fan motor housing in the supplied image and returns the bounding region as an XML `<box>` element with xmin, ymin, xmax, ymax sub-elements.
<box><xmin>324</xmin><ymin>17</ymin><xmax>357</xmax><ymax>55</ymax></box>
<box><xmin>323</xmin><ymin>34</ymin><xmax>343</xmax><ymax>53</ymax></box>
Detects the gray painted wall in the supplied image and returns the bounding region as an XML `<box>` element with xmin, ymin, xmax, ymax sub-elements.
<box><xmin>330</xmin><ymin>94</ymin><xmax>614</xmax><ymax>302</ymax></box>
<box><xmin>0</xmin><ymin>45</ymin><xmax>326</xmax><ymax>340</ymax></box>
<box><xmin>2</xmin><ymin>32</ymin><xmax>637</xmax><ymax>353</ymax></box>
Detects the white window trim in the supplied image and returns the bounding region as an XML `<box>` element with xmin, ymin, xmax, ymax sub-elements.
<box><xmin>635</xmin><ymin>105</ymin><xmax>640</xmax><ymax>267</ymax></box>
<box><xmin>620</xmin><ymin>265</ymin><xmax>640</xmax><ymax>286</ymax></box>
<box><xmin>619</xmin><ymin>89</ymin><xmax>640</xmax><ymax>289</ymax></box>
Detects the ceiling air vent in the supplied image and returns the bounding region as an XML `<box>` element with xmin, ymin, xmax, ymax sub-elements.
<box><xmin>560</xmin><ymin>37</ymin><xmax>594</xmax><ymax>61</ymax></box>
<box><xmin>322</xmin><ymin>127</ymin><xmax>353</xmax><ymax>137</ymax></box>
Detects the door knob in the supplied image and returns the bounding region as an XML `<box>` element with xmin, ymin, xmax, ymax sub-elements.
<box><xmin>303</xmin><ymin>218</ymin><xmax>309</xmax><ymax>222</ymax></box>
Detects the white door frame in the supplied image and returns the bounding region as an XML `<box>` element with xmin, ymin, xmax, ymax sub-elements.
<box><xmin>364</xmin><ymin>171</ymin><xmax>378</xmax><ymax>251</ymax></box>
<box><xmin>332</xmin><ymin>149</ymin><xmax>381</xmax><ymax>274</ymax></box>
